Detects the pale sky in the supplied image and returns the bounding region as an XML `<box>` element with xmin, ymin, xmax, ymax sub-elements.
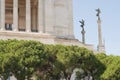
<box><xmin>73</xmin><ymin>0</ymin><xmax>120</xmax><ymax>55</ymax></box>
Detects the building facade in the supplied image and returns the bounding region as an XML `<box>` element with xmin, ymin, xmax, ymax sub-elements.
<box><xmin>0</xmin><ymin>0</ymin><xmax>95</xmax><ymax>51</ymax></box>
<box><xmin>0</xmin><ymin>0</ymin><xmax>74</xmax><ymax>38</ymax></box>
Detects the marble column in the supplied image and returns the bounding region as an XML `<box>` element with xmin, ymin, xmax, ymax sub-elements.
<box><xmin>13</xmin><ymin>0</ymin><xmax>18</xmax><ymax>31</ymax></box>
<box><xmin>0</xmin><ymin>0</ymin><xmax>5</xmax><ymax>31</ymax></box>
<box><xmin>38</xmin><ymin>0</ymin><xmax>44</xmax><ymax>33</ymax></box>
<box><xmin>26</xmin><ymin>0</ymin><xmax>31</xmax><ymax>32</ymax></box>
<box><xmin>32</xmin><ymin>6</ymin><xmax>37</xmax><ymax>31</ymax></box>
<box><xmin>97</xmin><ymin>19</ymin><xmax>102</xmax><ymax>47</ymax></box>
<box><xmin>97</xmin><ymin>19</ymin><xmax>104</xmax><ymax>52</ymax></box>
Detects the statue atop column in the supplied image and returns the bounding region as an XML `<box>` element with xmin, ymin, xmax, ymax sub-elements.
<box><xmin>96</xmin><ymin>8</ymin><xmax>101</xmax><ymax>20</ymax></box>
<box><xmin>79</xmin><ymin>19</ymin><xmax>85</xmax><ymax>44</ymax></box>
<box><xmin>95</xmin><ymin>8</ymin><xmax>105</xmax><ymax>52</ymax></box>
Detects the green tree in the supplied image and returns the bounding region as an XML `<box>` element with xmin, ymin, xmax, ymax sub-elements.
<box><xmin>100</xmin><ymin>56</ymin><xmax>120</xmax><ymax>80</ymax></box>
<box><xmin>0</xmin><ymin>39</ymin><xmax>120</xmax><ymax>80</ymax></box>
<box><xmin>0</xmin><ymin>40</ymin><xmax>45</xmax><ymax>80</ymax></box>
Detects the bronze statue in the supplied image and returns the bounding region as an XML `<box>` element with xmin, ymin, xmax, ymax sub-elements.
<box><xmin>96</xmin><ymin>8</ymin><xmax>101</xmax><ymax>20</ymax></box>
<box><xmin>96</xmin><ymin>8</ymin><xmax>101</xmax><ymax>17</ymax></box>
<box><xmin>79</xmin><ymin>19</ymin><xmax>85</xmax><ymax>28</ymax></box>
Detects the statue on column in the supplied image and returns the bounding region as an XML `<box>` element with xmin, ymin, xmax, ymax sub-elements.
<box><xmin>96</xmin><ymin>8</ymin><xmax>101</xmax><ymax>20</ymax></box>
<box><xmin>95</xmin><ymin>8</ymin><xmax>105</xmax><ymax>52</ymax></box>
<box><xmin>79</xmin><ymin>19</ymin><xmax>85</xmax><ymax>44</ymax></box>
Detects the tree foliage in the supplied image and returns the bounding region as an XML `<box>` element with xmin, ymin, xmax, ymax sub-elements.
<box><xmin>96</xmin><ymin>54</ymin><xmax>120</xmax><ymax>80</ymax></box>
<box><xmin>0</xmin><ymin>39</ymin><xmax>119</xmax><ymax>80</ymax></box>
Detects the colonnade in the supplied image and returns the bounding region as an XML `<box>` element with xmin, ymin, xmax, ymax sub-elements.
<box><xmin>0</xmin><ymin>0</ymin><xmax>44</xmax><ymax>33</ymax></box>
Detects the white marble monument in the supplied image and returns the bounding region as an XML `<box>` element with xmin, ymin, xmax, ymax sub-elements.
<box><xmin>0</xmin><ymin>0</ymin><xmax>94</xmax><ymax>51</ymax></box>
<box><xmin>0</xmin><ymin>0</ymin><xmax>74</xmax><ymax>38</ymax></box>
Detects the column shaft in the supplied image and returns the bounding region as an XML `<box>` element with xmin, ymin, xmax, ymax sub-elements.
<box><xmin>98</xmin><ymin>20</ymin><xmax>102</xmax><ymax>47</ymax></box>
<box><xmin>38</xmin><ymin>0</ymin><xmax>44</xmax><ymax>33</ymax></box>
<box><xmin>32</xmin><ymin>7</ymin><xmax>37</xmax><ymax>31</ymax></box>
<box><xmin>26</xmin><ymin>0</ymin><xmax>31</xmax><ymax>32</ymax></box>
<box><xmin>13</xmin><ymin>0</ymin><xmax>18</xmax><ymax>31</ymax></box>
<box><xmin>0</xmin><ymin>0</ymin><xmax>5</xmax><ymax>30</ymax></box>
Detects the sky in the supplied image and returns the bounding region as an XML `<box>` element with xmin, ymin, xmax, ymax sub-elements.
<box><xmin>73</xmin><ymin>0</ymin><xmax>120</xmax><ymax>56</ymax></box>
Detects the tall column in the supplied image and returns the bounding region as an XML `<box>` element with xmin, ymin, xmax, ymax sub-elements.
<box><xmin>0</xmin><ymin>0</ymin><xmax>5</xmax><ymax>31</ymax></box>
<box><xmin>13</xmin><ymin>0</ymin><xmax>18</xmax><ymax>31</ymax></box>
<box><xmin>81</xmin><ymin>29</ymin><xmax>85</xmax><ymax>44</ymax></box>
<box><xmin>26</xmin><ymin>0</ymin><xmax>31</xmax><ymax>32</ymax></box>
<box><xmin>80</xmin><ymin>19</ymin><xmax>85</xmax><ymax>44</ymax></box>
<box><xmin>97</xmin><ymin>18</ymin><xmax>105</xmax><ymax>52</ymax></box>
<box><xmin>38</xmin><ymin>0</ymin><xmax>44</xmax><ymax>33</ymax></box>
<box><xmin>96</xmin><ymin>8</ymin><xmax>105</xmax><ymax>53</ymax></box>
<box><xmin>97</xmin><ymin>19</ymin><xmax>102</xmax><ymax>47</ymax></box>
